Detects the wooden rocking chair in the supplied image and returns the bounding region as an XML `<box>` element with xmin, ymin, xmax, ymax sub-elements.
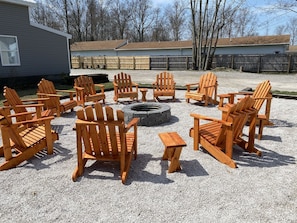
<box><xmin>185</xmin><ymin>72</ymin><xmax>218</xmax><ymax>106</ymax></box>
<box><xmin>72</xmin><ymin>103</ymin><xmax>139</xmax><ymax>184</ymax></box>
<box><xmin>113</xmin><ymin>72</ymin><xmax>138</xmax><ymax>102</ymax></box>
<box><xmin>3</xmin><ymin>86</ymin><xmax>53</xmax><ymax>122</ymax></box>
<box><xmin>0</xmin><ymin>108</ymin><xmax>59</xmax><ymax>170</ymax></box>
<box><xmin>190</xmin><ymin>96</ymin><xmax>261</xmax><ymax>168</ymax></box>
<box><xmin>74</xmin><ymin>75</ymin><xmax>105</xmax><ymax>107</ymax></box>
<box><xmin>37</xmin><ymin>78</ymin><xmax>77</xmax><ymax>117</ymax></box>
<box><xmin>152</xmin><ymin>71</ymin><xmax>176</xmax><ymax>101</ymax></box>
<box><xmin>218</xmin><ymin>80</ymin><xmax>272</xmax><ymax>139</ymax></box>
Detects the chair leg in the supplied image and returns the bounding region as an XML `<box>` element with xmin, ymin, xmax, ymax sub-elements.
<box><xmin>258</xmin><ymin>119</ymin><xmax>264</xmax><ymax>140</ymax></box>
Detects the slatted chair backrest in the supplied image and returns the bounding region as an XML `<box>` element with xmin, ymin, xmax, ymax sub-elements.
<box><xmin>215</xmin><ymin>96</ymin><xmax>255</xmax><ymax>146</ymax></box>
<box><xmin>37</xmin><ymin>78</ymin><xmax>58</xmax><ymax>109</ymax></box>
<box><xmin>114</xmin><ymin>72</ymin><xmax>134</xmax><ymax>94</ymax></box>
<box><xmin>3</xmin><ymin>86</ymin><xmax>27</xmax><ymax>114</ymax></box>
<box><xmin>198</xmin><ymin>72</ymin><xmax>217</xmax><ymax>96</ymax></box>
<box><xmin>74</xmin><ymin>75</ymin><xmax>96</xmax><ymax>96</ymax></box>
<box><xmin>251</xmin><ymin>80</ymin><xmax>271</xmax><ymax>111</ymax></box>
<box><xmin>76</xmin><ymin>103</ymin><xmax>126</xmax><ymax>159</ymax></box>
<box><xmin>154</xmin><ymin>71</ymin><xmax>175</xmax><ymax>91</ymax></box>
<box><xmin>38</xmin><ymin>78</ymin><xmax>56</xmax><ymax>94</ymax></box>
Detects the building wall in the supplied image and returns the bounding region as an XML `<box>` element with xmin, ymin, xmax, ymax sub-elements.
<box><xmin>215</xmin><ymin>45</ymin><xmax>287</xmax><ymax>55</ymax></box>
<box><xmin>71</xmin><ymin>50</ymin><xmax>117</xmax><ymax>57</ymax></box>
<box><xmin>0</xmin><ymin>2</ymin><xmax>70</xmax><ymax>79</ymax></box>
<box><xmin>71</xmin><ymin>44</ymin><xmax>287</xmax><ymax>57</ymax></box>
<box><xmin>116</xmin><ymin>48</ymin><xmax>192</xmax><ymax>56</ymax></box>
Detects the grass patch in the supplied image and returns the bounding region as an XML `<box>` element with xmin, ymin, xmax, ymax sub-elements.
<box><xmin>272</xmin><ymin>90</ymin><xmax>297</xmax><ymax>96</ymax></box>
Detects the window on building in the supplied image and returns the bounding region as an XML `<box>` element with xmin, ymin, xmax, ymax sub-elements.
<box><xmin>0</xmin><ymin>35</ymin><xmax>21</xmax><ymax>66</ymax></box>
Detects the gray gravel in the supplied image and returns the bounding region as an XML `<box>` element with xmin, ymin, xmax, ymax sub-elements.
<box><xmin>0</xmin><ymin>70</ymin><xmax>296</xmax><ymax>222</ymax></box>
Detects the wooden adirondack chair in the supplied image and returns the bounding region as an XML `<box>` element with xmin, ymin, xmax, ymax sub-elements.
<box><xmin>185</xmin><ymin>72</ymin><xmax>218</xmax><ymax>106</ymax></box>
<box><xmin>113</xmin><ymin>72</ymin><xmax>138</xmax><ymax>102</ymax></box>
<box><xmin>190</xmin><ymin>96</ymin><xmax>261</xmax><ymax>168</ymax></box>
<box><xmin>3</xmin><ymin>86</ymin><xmax>53</xmax><ymax>122</ymax></box>
<box><xmin>74</xmin><ymin>75</ymin><xmax>105</xmax><ymax>107</ymax></box>
<box><xmin>0</xmin><ymin>107</ymin><xmax>59</xmax><ymax>170</ymax></box>
<box><xmin>218</xmin><ymin>80</ymin><xmax>272</xmax><ymax>139</ymax></box>
<box><xmin>37</xmin><ymin>78</ymin><xmax>77</xmax><ymax>117</ymax></box>
<box><xmin>152</xmin><ymin>71</ymin><xmax>176</xmax><ymax>101</ymax></box>
<box><xmin>72</xmin><ymin>103</ymin><xmax>139</xmax><ymax>184</ymax></box>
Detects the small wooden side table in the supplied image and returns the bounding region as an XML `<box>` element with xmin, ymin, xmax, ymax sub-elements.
<box><xmin>140</xmin><ymin>88</ymin><xmax>148</xmax><ymax>102</ymax></box>
<box><xmin>158</xmin><ymin>132</ymin><xmax>186</xmax><ymax>173</ymax></box>
<box><xmin>218</xmin><ymin>93</ymin><xmax>234</xmax><ymax>107</ymax></box>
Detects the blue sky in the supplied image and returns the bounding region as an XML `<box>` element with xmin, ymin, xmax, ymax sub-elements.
<box><xmin>152</xmin><ymin>0</ymin><xmax>297</xmax><ymax>36</ymax></box>
<box><xmin>245</xmin><ymin>0</ymin><xmax>297</xmax><ymax>35</ymax></box>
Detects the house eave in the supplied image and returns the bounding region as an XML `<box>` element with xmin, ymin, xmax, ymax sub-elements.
<box><xmin>30</xmin><ymin>22</ymin><xmax>72</xmax><ymax>39</ymax></box>
<box><xmin>0</xmin><ymin>0</ymin><xmax>36</xmax><ymax>7</ymax></box>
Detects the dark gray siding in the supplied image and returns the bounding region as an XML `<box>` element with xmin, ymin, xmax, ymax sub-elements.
<box><xmin>0</xmin><ymin>2</ymin><xmax>70</xmax><ymax>78</ymax></box>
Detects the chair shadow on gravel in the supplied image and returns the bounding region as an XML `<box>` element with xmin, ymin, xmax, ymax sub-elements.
<box><xmin>21</xmin><ymin>142</ymin><xmax>73</xmax><ymax>171</ymax></box>
<box><xmin>77</xmin><ymin>153</ymin><xmax>208</xmax><ymax>185</ymax></box>
<box><xmin>231</xmin><ymin>144</ymin><xmax>295</xmax><ymax>168</ymax></box>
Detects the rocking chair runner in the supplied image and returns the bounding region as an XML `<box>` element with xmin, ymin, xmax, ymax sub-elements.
<box><xmin>185</xmin><ymin>72</ymin><xmax>218</xmax><ymax>106</ymax></box>
<box><xmin>3</xmin><ymin>86</ymin><xmax>53</xmax><ymax>122</ymax></box>
<box><xmin>37</xmin><ymin>78</ymin><xmax>77</xmax><ymax>117</ymax></box>
<box><xmin>190</xmin><ymin>96</ymin><xmax>261</xmax><ymax>168</ymax></box>
<box><xmin>72</xmin><ymin>103</ymin><xmax>139</xmax><ymax>184</ymax></box>
<box><xmin>0</xmin><ymin>108</ymin><xmax>59</xmax><ymax>170</ymax></box>
<box><xmin>74</xmin><ymin>75</ymin><xmax>106</xmax><ymax>107</ymax></box>
<box><xmin>113</xmin><ymin>72</ymin><xmax>138</xmax><ymax>102</ymax></box>
<box><xmin>152</xmin><ymin>71</ymin><xmax>176</xmax><ymax>101</ymax></box>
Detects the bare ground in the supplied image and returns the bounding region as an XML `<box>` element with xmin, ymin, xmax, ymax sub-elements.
<box><xmin>0</xmin><ymin>70</ymin><xmax>296</xmax><ymax>222</ymax></box>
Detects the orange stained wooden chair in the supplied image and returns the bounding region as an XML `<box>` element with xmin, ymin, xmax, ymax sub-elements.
<box><xmin>152</xmin><ymin>71</ymin><xmax>176</xmax><ymax>101</ymax></box>
<box><xmin>189</xmin><ymin>96</ymin><xmax>261</xmax><ymax>168</ymax></box>
<box><xmin>0</xmin><ymin>107</ymin><xmax>59</xmax><ymax>171</ymax></box>
<box><xmin>113</xmin><ymin>72</ymin><xmax>138</xmax><ymax>102</ymax></box>
<box><xmin>37</xmin><ymin>78</ymin><xmax>77</xmax><ymax>117</ymax></box>
<box><xmin>3</xmin><ymin>86</ymin><xmax>53</xmax><ymax>122</ymax></box>
<box><xmin>74</xmin><ymin>75</ymin><xmax>105</xmax><ymax>107</ymax></box>
<box><xmin>72</xmin><ymin>103</ymin><xmax>139</xmax><ymax>184</ymax></box>
<box><xmin>218</xmin><ymin>80</ymin><xmax>272</xmax><ymax>139</ymax></box>
<box><xmin>185</xmin><ymin>72</ymin><xmax>218</xmax><ymax>106</ymax></box>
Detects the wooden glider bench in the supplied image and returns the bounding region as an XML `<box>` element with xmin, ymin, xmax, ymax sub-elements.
<box><xmin>158</xmin><ymin>132</ymin><xmax>187</xmax><ymax>173</ymax></box>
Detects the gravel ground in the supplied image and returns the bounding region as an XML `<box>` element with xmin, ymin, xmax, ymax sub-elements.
<box><xmin>0</xmin><ymin>70</ymin><xmax>296</xmax><ymax>222</ymax></box>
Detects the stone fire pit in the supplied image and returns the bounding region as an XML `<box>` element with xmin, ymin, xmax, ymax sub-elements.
<box><xmin>122</xmin><ymin>102</ymin><xmax>171</xmax><ymax>126</ymax></box>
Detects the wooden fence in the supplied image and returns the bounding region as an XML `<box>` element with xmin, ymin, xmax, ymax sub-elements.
<box><xmin>71</xmin><ymin>54</ymin><xmax>297</xmax><ymax>73</ymax></box>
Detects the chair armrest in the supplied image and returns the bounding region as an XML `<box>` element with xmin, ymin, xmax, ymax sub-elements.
<box><xmin>186</xmin><ymin>82</ymin><xmax>200</xmax><ymax>87</ymax></box>
<box><xmin>37</xmin><ymin>92</ymin><xmax>62</xmax><ymax>98</ymax></box>
<box><xmin>125</xmin><ymin>118</ymin><xmax>139</xmax><ymax>130</ymax></box>
<box><xmin>94</xmin><ymin>84</ymin><xmax>105</xmax><ymax>93</ymax></box>
<box><xmin>94</xmin><ymin>84</ymin><xmax>104</xmax><ymax>88</ymax></box>
<box><xmin>7</xmin><ymin>111</ymin><xmax>36</xmax><ymax>118</ymax></box>
<box><xmin>56</xmin><ymin>89</ymin><xmax>76</xmax><ymax>94</ymax></box>
<box><xmin>21</xmin><ymin>98</ymin><xmax>49</xmax><ymax>103</ymax></box>
<box><xmin>132</xmin><ymin>82</ymin><xmax>139</xmax><ymax>87</ymax></box>
<box><xmin>190</xmin><ymin>113</ymin><xmax>232</xmax><ymax>126</ymax></box>
<box><xmin>11</xmin><ymin>115</ymin><xmax>55</xmax><ymax>126</ymax></box>
<box><xmin>74</xmin><ymin>86</ymin><xmax>84</xmax><ymax>91</ymax></box>
<box><xmin>13</xmin><ymin>104</ymin><xmax>45</xmax><ymax>109</ymax></box>
<box><xmin>185</xmin><ymin>82</ymin><xmax>199</xmax><ymax>91</ymax></box>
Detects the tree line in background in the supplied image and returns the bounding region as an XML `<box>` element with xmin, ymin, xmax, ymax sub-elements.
<box><xmin>31</xmin><ymin>0</ymin><xmax>297</xmax><ymax>70</ymax></box>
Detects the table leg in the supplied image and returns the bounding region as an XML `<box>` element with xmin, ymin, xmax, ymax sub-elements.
<box><xmin>163</xmin><ymin>147</ymin><xmax>182</xmax><ymax>173</ymax></box>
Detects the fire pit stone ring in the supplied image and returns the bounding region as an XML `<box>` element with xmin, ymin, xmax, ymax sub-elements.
<box><xmin>122</xmin><ymin>102</ymin><xmax>171</xmax><ymax>126</ymax></box>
